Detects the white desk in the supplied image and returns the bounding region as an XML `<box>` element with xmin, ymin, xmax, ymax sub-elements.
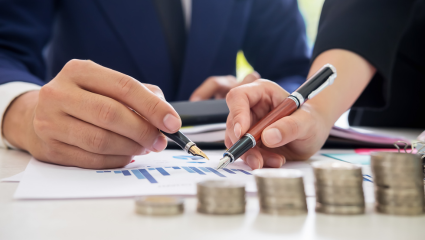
<box><xmin>1</xmin><ymin>128</ymin><xmax>425</xmax><ymax>240</ymax></box>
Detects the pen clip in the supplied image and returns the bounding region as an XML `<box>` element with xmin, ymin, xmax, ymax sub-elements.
<box><xmin>307</xmin><ymin>64</ymin><xmax>337</xmax><ymax>100</ymax></box>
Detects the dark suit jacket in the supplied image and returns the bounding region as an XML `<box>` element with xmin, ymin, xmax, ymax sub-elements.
<box><xmin>0</xmin><ymin>0</ymin><xmax>310</xmax><ymax>101</ymax></box>
<box><xmin>313</xmin><ymin>0</ymin><xmax>425</xmax><ymax>128</ymax></box>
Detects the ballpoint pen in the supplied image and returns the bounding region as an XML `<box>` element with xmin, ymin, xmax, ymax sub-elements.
<box><xmin>129</xmin><ymin>109</ymin><xmax>209</xmax><ymax>160</ymax></box>
<box><xmin>217</xmin><ymin>64</ymin><xmax>337</xmax><ymax>169</ymax></box>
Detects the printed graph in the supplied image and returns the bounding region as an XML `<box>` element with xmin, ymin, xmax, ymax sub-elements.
<box><xmin>96</xmin><ymin>166</ymin><xmax>251</xmax><ymax>183</ymax></box>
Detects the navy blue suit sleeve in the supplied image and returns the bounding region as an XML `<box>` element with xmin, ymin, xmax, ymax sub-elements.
<box><xmin>0</xmin><ymin>0</ymin><xmax>56</xmax><ymax>85</ymax></box>
<box><xmin>242</xmin><ymin>0</ymin><xmax>310</xmax><ymax>93</ymax></box>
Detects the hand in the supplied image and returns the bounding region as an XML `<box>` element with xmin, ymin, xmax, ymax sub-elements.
<box><xmin>189</xmin><ymin>72</ymin><xmax>260</xmax><ymax>101</ymax></box>
<box><xmin>3</xmin><ymin>60</ymin><xmax>181</xmax><ymax>169</ymax></box>
<box><xmin>224</xmin><ymin>79</ymin><xmax>334</xmax><ymax>170</ymax></box>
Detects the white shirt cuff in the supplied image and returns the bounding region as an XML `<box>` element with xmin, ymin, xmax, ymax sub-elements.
<box><xmin>0</xmin><ymin>82</ymin><xmax>41</xmax><ymax>149</ymax></box>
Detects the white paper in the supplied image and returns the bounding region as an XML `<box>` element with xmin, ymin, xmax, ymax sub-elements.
<box><xmin>0</xmin><ymin>172</ymin><xmax>24</xmax><ymax>182</ymax></box>
<box><xmin>15</xmin><ymin>150</ymin><xmax>318</xmax><ymax>199</ymax></box>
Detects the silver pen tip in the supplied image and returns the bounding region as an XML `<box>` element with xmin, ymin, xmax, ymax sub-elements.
<box><xmin>216</xmin><ymin>156</ymin><xmax>231</xmax><ymax>170</ymax></box>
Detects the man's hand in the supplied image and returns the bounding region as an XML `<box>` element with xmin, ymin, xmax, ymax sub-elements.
<box><xmin>2</xmin><ymin>60</ymin><xmax>181</xmax><ymax>169</ymax></box>
<box><xmin>224</xmin><ymin>79</ymin><xmax>333</xmax><ymax>170</ymax></box>
<box><xmin>189</xmin><ymin>72</ymin><xmax>260</xmax><ymax>102</ymax></box>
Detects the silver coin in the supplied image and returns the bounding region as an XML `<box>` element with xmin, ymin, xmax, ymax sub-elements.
<box><xmin>315</xmin><ymin>184</ymin><xmax>364</xmax><ymax>195</ymax></box>
<box><xmin>375</xmin><ymin>204</ymin><xmax>424</xmax><ymax>215</ymax></box>
<box><xmin>257</xmin><ymin>187</ymin><xmax>306</xmax><ymax>197</ymax></box>
<box><xmin>371</xmin><ymin>152</ymin><xmax>422</xmax><ymax>168</ymax></box>
<box><xmin>135</xmin><ymin>196</ymin><xmax>184</xmax><ymax>216</ymax></box>
<box><xmin>197</xmin><ymin>204</ymin><xmax>245</xmax><ymax>215</ymax></box>
<box><xmin>316</xmin><ymin>193</ymin><xmax>364</xmax><ymax>206</ymax></box>
<box><xmin>260</xmin><ymin>206</ymin><xmax>307</xmax><ymax>215</ymax></box>
<box><xmin>315</xmin><ymin>202</ymin><xmax>364</xmax><ymax>215</ymax></box>
<box><xmin>313</xmin><ymin>161</ymin><xmax>362</xmax><ymax>174</ymax></box>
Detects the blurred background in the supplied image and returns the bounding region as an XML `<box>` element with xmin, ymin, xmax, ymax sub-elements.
<box><xmin>236</xmin><ymin>0</ymin><xmax>324</xmax><ymax>80</ymax></box>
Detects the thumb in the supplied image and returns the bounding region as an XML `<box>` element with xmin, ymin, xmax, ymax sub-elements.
<box><xmin>261</xmin><ymin>110</ymin><xmax>311</xmax><ymax>148</ymax></box>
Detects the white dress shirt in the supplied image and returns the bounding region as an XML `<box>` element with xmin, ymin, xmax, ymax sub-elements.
<box><xmin>0</xmin><ymin>0</ymin><xmax>192</xmax><ymax>149</ymax></box>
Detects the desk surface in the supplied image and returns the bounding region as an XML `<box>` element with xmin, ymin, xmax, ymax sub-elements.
<box><xmin>1</xmin><ymin>128</ymin><xmax>424</xmax><ymax>240</ymax></box>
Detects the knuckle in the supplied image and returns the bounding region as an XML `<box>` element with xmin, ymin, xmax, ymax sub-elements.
<box><xmin>116</xmin><ymin>75</ymin><xmax>135</xmax><ymax>98</ymax></box>
<box><xmin>145</xmin><ymin>96</ymin><xmax>161</xmax><ymax>116</ymax></box>
<box><xmin>96</xmin><ymin>101</ymin><xmax>118</xmax><ymax>124</ymax></box>
<box><xmin>63</xmin><ymin>59</ymin><xmax>86</xmax><ymax>74</ymax></box>
<box><xmin>87</xmin><ymin>130</ymin><xmax>109</xmax><ymax>153</ymax></box>
<box><xmin>136</xmin><ymin>125</ymin><xmax>152</xmax><ymax>144</ymax></box>
<box><xmin>38</xmin><ymin>84</ymin><xmax>58</xmax><ymax>101</ymax></box>
<box><xmin>87</xmin><ymin>155</ymin><xmax>108</xmax><ymax>169</ymax></box>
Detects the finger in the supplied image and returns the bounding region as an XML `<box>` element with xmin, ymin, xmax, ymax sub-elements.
<box><xmin>144</xmin><ymin>84</ymin><xmax>165</xmax><ymax>100</ymax></box>
<box><xmin>226</xmin><ymin>80</ymin><xmax>287</xmax><ymax>141</ymax></box>
<box><xmin>60</xmin><ymin>60</ymin><xmax>181</xmax><ymax>133</ymax></box>
<box><xmin>239</xmin><ymin>147</ymin><xmax>264</xmax><ymax>170</ymax></box>
<box><xmin>40</xmin><ymin>114</ymin><xmax>146</xmax><ymax>155</ymax></box>
<box><xmin>239</xmin><ymin>71</ymin><xmax>261</xmax><ymax>85</ymax></box>
<box><xmin>259</xmin><ymin>148</ymin><xmax>285</xmax><ymax>168</ymax></box>
<box><xmin>189</xmin><ymin>75</ymin><xmax>236</xmax><ymax>101</ymax></box>
<box><xmin>261</xmin><ymin>109</ymin><xmax>313</xmax><ymax>148</ymax></box>
<box><xmin>40</xmin><ymin>140</ymin><xmax>132</xmax><ymax>169</ymax></box>
<box><xmin>52</xmin><ymin>86</ymin><xmax>167</xmax><ymax>152</ymax></box>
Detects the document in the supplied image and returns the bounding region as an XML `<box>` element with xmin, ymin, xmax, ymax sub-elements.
<box><xmin>14</xmin><ymin>150</ymin><xmax>317</xmax><ymax>199</ymax></box>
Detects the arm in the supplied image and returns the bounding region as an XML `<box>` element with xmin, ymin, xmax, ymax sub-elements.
<box><xmin>224</xmin><ymin>0</ymin><xmax>416</xmax><ymax>169</ymax></box>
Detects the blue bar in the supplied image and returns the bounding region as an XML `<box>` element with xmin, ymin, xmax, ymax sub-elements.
<box><xmin>96</xmin><ymin>171</ymin><xmax>104</xmax><ymax>173</ymax></box>
<box><xmin>182</xmin><ymin>167</ymin><xmax>195</xmax><ymax>173</ymax></box>
<box><xmin>156</xmin><ymin>168</ymin><xmax>170</xmax><ymax>176</ymax></box>
<box><xmin>131</xmin><ymin>169</ymin><xmax>146</xmax><ymax>179</ymax></box>
<box><xmin>114</xmin><ymin>171</ymin><xmax>122</xmax><ymax>174</ymax></box>
<box><xmin>122</xmin><ymin>170</ymin><xmax>131</xmax><ymax>176</ymax></box>
<box><xmin>223</xmin><ymin>168</ymin><xmax>236</xmax><ymax>174</ymax></box>
<box><xmin>104</xmin><ymin>171</ymin><xmax>111</xmax><ymax>172</ymax></box>
<box><xmin>139</xmin><ymin>169</ymin><xmax>158</xmax><ymax>183</ymax></box>
<box><xmin>237</xmin><ymin>169</ymin><xmax>252</xmax><ymax>175</ymax></box>
<box><xmin>190</xmin><ymin>167</ymin><xmax>206</xmax><ymax>175</ymax></box>
<box><xmin>148</xmin><ymin>168</ymin><xmax>155</xmax><ymax>170</ymax></box>
<box><xmin>199</xmin><ymin>167</ymin><xmax>210</xmax><ymax>172</ymax></box>
<box><xmin>172</xmin><ymin>167</ymin><xmax>180</xmax><ymax>169</ymax></box>
<box><xmin>205</xmin><ymin>167</ymin><xmax>226</xmax><ymax>177</ymax></box>
<box><xmin>173</xmin><ymin>155</ymin><xmax>204</xmax><ymax>160</ymax></box>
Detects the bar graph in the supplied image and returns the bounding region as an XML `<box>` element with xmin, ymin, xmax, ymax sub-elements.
<box><xmin>95</xmin><ymin>165</ymin><xmax>252</xmax><ymax>183</ymax></box>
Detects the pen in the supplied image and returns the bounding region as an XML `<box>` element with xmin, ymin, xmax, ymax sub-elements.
<box><xmin>129</xmin><ymin>108</ymin><xmax>209</xmax><ymax>160</ymax></box>
<box><xmin>160</xmin><ymin>130</ymin><xmax>209</xmax><ymax>160</ymax></box>
<box><xmin>217</xmin><ymin>64</ymin><xmax>337</xmax><ymax>169</ymax></box>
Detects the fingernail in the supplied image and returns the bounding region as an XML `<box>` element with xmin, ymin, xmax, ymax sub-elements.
<box><xmin>152</xmin><ymin>135</ymin><xmax>167</xmax><ymax>152</ymax></box>
<box><xmin>246</xmin><ymin>155</ymin><xmax>258</xmax><ymax>170</ymax></box>
<box><xmin>163</xmin><ymin>114</ymin><xmax>181</xmax><ymax>132</ymax></box>
<box><xmin>234</xmin><ymin>123</ymin><xmax>241</xmax><ymax>139</ymax></box>
<box><xmin>263</xmin><ymin>128</ymin><xmax>282</xmax><ymax>145</ymax></box>
<box><xmin>267</xmin><ymin>157</ymin><xmax>283</xmax><ymax>168</ymax></box>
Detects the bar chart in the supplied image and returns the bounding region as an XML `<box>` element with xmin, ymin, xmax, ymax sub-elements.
<box><xmin>95</xmin><ymin>166</ymin><xmax>252</xmax><ymax>183</ymax></box>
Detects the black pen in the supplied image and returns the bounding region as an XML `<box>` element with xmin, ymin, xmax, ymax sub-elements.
<box><xmin>160</xmin><ymin>130</ymin><xmax>209</xmax><ymax>160</ymax></box>
<box><xmin>217</xmin><ymin>64</ymin><xmax>337</xmax><ymax>169</ymax></box>
<box><xmin>129</xmin><ymin>108</ymin><xmax>209</xmax><ymax>160</ymax></box>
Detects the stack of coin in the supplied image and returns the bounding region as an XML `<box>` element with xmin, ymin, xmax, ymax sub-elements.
<box><xmin>135</xmin><ymin>196</ymin><xmax>184</xmax><ymax>216</ymax></box>
<box><xmin>197</xmin><ymin>180</ymin><xmax>245</xmax><ymax>215</ymax></box>
<box><xmin>371</xmin><ymin>152</ymin><xmax>424</xmax><ymax>215</ymax></box>
<box><xmin>313</xmin><ymin>162</ymin><xmax>365</xmax><ymax>215</ymax></box>
<box><xmin>253</xmin><ymin>169</ymin><xmax>307</xmax><ymax>215</ymax></box>
<box><xmin>416</xmin><ymin>142</ymin><xmax>425</xmax><ymax>184</ymax></box>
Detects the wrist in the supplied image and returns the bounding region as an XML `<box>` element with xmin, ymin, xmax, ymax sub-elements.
<box><xmin>3</xmin><ymin>91</ymin><xmax>39</xmax><ymax>150</ymax></box>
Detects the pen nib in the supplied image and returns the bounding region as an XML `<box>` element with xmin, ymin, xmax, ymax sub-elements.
<box><xmin>216</xmin><ymin>156</ymin><xmax>231</xmax><ymax>170</ymax></box>
<box><xmin>188</xmin><ymin>146</ymin><xmax>209</xmax><ymax>160</ymax></box>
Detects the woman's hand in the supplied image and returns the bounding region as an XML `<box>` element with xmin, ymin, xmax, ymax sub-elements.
<box><xmin>224</xmin><ymin>79</ymin><xmax>333</xmax><ymax>169</ymax></box>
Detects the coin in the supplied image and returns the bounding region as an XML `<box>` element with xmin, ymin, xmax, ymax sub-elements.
<box><xmin>260</xmin><ymin>206</ymin><xmax>307</xmax><ymax>215</ymax></box>
<box><xmin>135</xmin><ymin>196</ymin><xmax>184</xmax><ymax>216</ymax></box>
<box><xmin>196</xmin><ymin>180</ymin><xmax>246</xmax><ymax>215</ymax></box>
<box><xmin>315</xmin><ymin>202</ymin><xmax>365</xmax><ymax>215</ymax></box>
<box><xmin>376</xmin><ymin>204</ymin><xmax>424</xmax><ymax>215</ymax></box>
